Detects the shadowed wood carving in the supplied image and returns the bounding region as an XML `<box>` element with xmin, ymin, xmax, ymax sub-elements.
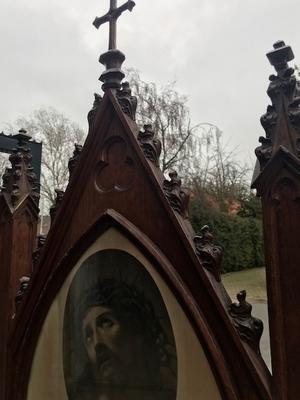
<box><xmin>15</xmin><ymin>276</ymin><xmax>30</xmax><ymax>310</ymax></box>
<box><xmin>88</xmin><ymin>93</ymin><xmax>103</xmax><ymax>126</ymax></box>
<box><xmin>68</xmin><ymin>144</ymin><xmax>83</xmax><ymax>180</ymax></box>
<box><xmin>50</xmin><ymin>189</ymin><xmax>65</xmax><ymax>225</ymax></box>
<box><xmin>255</xmin><ymin>41</ymin><xmax>300</xmax><ymax>169</ymax></box>
<box><xmin>116</xmin><ymin>82</ymin><xmax>137</xmax><ymax>121</ymax></box>
<box><xmin>194</xmin><ymin>225</ymin><xmax>223</xmax><ymax>282</ymax></box>
<box><xmin>32</xmin><ymin>235</ymin><xmax>47</xmax><ymax>267</ymax></box>
<box><xmin>138</xmin><ymin>124</ymin><xmax>162</xmax><ymax>167</ymax></box>
<box><xmin>1</xmin><ymin>129</ymin><xmax>39</xmax><ymax>207</ymax></box>
<box><xmin>163</xmin><ymin>171</ymin><xmax>190</xmax><ymax>218</ymax></box>
<box><xmin>229</xmin><ymin>290</ymin><xmax>263</xmax><ymax>356</ymax></box>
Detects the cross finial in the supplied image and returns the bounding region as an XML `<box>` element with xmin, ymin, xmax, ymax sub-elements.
<box><xmin>93</xmin><ymin>0</ymin><xmax>135</xmax><ymax>50</ymax></box>
<box><xmin>93</xmin><ymin>0</ymin><xmax>136</xmax><ymax>92</ymax></box>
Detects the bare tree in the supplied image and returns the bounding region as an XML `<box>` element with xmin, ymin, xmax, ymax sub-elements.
<box><xmin>0</xmin><ymin>153</ymin><xmax>10</xmax><ymax>181</ymax></box>
<box><xmin>126</xmin><ymin>69</ymin><xmax>204</xmax><ymax>176</ymax></box>
<box><xmin>13</xmin><ymin>107</ymin><xmax>85</xmax><ymax>207</ymax></box>
<box><xmin>126</xmin><ymin>69</ymin><xmax>250</xmax><ymax>209</ymax></box>
<box><xmin>191</xmin><ymin>130</ymin><xmax>250</xmax><ymax>211</ymax></box>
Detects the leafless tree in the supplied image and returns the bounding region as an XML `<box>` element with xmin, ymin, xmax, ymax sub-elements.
<box><xmin>0</xmin><ymin>153</ymin><xmax>10</xmax><ymax>181</ymax></box>
<box><xmin>126</xmin><ymin>69</ymin><xmax>249</xmax><ymax>209</ymax></box>
<box><xmin>12</xmin><ymin>107</ymin><xmax>85</xmax><ymax>208</ymax></box>
<box><xmin>126</xmin><ymin>69</ymin><xmax>204</xmax><ymax>176</ymax></box>
<box><xmin>191</xmin><ymin>130</ymin><xmax>250</xmax><ymax>211</ymax></box>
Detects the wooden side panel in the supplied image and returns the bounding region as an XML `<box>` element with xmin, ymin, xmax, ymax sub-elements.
<box><xmin>0</xmin><ymin>208</ymin><xmax>12</xmax><ymax>400</ymax></box>
<box><xmin>262</xmin><ymin>175</ymin><xmax>300</xmax><ymax>399</ymax></box>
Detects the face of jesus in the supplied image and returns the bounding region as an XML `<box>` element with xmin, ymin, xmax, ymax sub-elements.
<box><xmin>82</xmin><ymin>305</ymin><xmax>142</xmax><ymax>385</ymax></box>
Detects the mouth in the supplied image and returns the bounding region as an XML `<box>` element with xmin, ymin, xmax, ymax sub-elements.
<box><xmin>97</xmin><ymin>352</ymin><xmax>114</xmax><ymax>367</ymax></box>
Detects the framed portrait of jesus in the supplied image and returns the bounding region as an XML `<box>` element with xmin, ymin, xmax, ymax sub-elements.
<box><xmin>63</xmin><ymin>249</ymin><xmax>178</xmax><ymax>400</ymax></box>
<box><xmin>27</xmin><ymin>228</ymin><xmax>221</xmax><ymax>400</ymax></box>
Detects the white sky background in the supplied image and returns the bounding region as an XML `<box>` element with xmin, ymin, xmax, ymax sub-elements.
<box><xmin>0</xmin><ymin>0</ymin><xmax>300</xmax><ymax>167</ymax></box>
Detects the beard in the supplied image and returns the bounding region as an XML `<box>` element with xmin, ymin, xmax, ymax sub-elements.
<box><xmin>93</xmin><ymin>347</ymin><xmax>125</xmax><ymax>386</ymax></box>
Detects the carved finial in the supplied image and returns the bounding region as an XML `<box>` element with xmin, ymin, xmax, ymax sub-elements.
<box><xmin>93</xmin><ymin>1</ymin><xmax>136</xmax><ymax>92</ymax></box>
<box><xmin>194</xmin><ymin>225</ymin><xmax>223</xmax><ymax>281</ymax></box>
<box><xmin>229</xmin><ymin>290</ymin><xmax>263</xmax><ymax>355</ymax></box>
<box><xmin>254</xmin><ymin>41</ymin><xmax>300</xmax><ymax>171</ymax></box>
<box><xmin>116</xmin><ymin>81</ymin><xmax>137</xmax><ymax>120</ymax></box>
<box><xmin>49</xmin><ymin>189</ymin><xmax>65</xmax><ymax>224</ymax></box>
<box><xmin>1</xmin><ymin>129</ymin><xmax>39</xmax><ymax>207</ymax></box>
<box><xmin>163</xmin><ymin>171</ymin><xmax>190</xmax><ymax>218</ymax></box>
<box><xmin>87</xmin><ymin>93</ymin><xmax>103</xmax><ymax>126</ymax></box>
<box><xmin>15</xmin><ymin>276</ymin><xmax>30</xmax><ymax>310</ymax></box>
<box><xmin>32</xmin><ymin>234</ymin><xmax>47</xmax><ymax>267</ymax></box>
<box><xmin>138</xmin><ymin>124</ymin><xmax>162</xmax><ymax>166</ymax></box>
<box><xmin>68</xmin><ymin>143</ymin><xmax>83</xmax><ymax>179</ymax></box>
<box><xmin>267</xmin><ymin>41</ymin><xmax>294</xmax><ymax>76</ymax></box>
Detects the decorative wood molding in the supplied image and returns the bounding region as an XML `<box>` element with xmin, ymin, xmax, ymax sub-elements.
<box><xmin>0</xmin><ymin>129</ymin><xmax>39</xmax><ymax>208</ymax></box>
<box><xmin>194</xmin><ymin>225</ymin><xmax>223</xmax><ymax>282</ymax></box>
<box><xmin>32</xmin><ymin>235</ymin><xmax>47</xmax><ymax>268</ymax></box>
<box><xmin>68</xmin><ymin>143</ymin><xmax>83</xmax><ymax>180</ymax></box>
<box><xmin>255</xmin><ymin>41</ymin><xmax>300</xmax><ymax>171</ymax></box>
<box><xmin>15</xmin><ymin>277</ymin><xmax>30</xmax><ymax>311</ymax></box>
<box><xmin>87</xmin><ymin>92</ymin><xmax>103</xmax><ymax>126</ymax></box>
<box><xmin>49</xmin><ymin>189</ymin><xmax>65</xmax><ymax>225</ymax></box>
<box><xmin>229</xmin><ymin>290</ymin><xmax>263</xmax><ymax>356</ymax></box>
<box><xmin>95</xmin><ymin>136</ymin><xmax>135</xmax><ymax>193</ymax></box>
<box><xmin>163</xmin><ymin>171</ymin><xmax>189</xmax><ymax>218</ymax></box>
<box><xmin>137</xmin><ymin>124</ymin><xmax>162</xmax><ymax>167</ymax></box>
<box><xmin>116</xmin><ymin>81</ymin><xmax>137</xmax><ymax>121</ymax></box>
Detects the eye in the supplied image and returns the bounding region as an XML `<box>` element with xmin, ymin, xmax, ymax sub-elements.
<box><xmin>98</xmin><ymin>317</ymin><xmax>114</xmax><ymax>330</ymax></box>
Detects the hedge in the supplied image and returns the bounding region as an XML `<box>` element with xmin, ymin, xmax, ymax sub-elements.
<box><xmin>190</xmin><ymin>202</ymin><xmax>264</xmax><ymax>273</ymax></box>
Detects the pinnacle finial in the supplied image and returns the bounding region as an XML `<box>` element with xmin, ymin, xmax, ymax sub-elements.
<box><xmin>267</xmin><ymin>40</ymin><xmax>294</xmax><ymax>74</ymax></box>
<box><xmin>1</xmin><ymin>129</ymin><xmax>39</xmax><ymax>206</ymax></box>
<box><xmin>14</xmin><ymin>128</ymin><xmax>32</xmax><ymax>146</ymax></box>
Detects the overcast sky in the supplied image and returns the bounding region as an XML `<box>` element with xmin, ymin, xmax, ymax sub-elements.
<box><xmin>0</xmin><ymin>0</ymin><xmax>300</xmax><ymax>166</ymax></box>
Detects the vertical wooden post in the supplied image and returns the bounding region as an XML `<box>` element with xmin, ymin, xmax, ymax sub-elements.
<box><xmin>0</xmin><ymin>130</ymin><xmax>39</xmax><ymax>399</ymax></box>
<box><xmin>252</xmin><ymin>41</ymin><xmax>300</xmax><ymax>399</ymax></box>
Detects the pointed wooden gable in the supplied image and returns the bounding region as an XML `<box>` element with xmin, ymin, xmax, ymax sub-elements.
<box><xmin>8</xmin><ymin>91</ymin><xmax>272</xmax><ymax>400</ymax></box>
<box><xmin>4</xmin><ymin>4</ymin><xmax>272</xmax><ymax>400</ymax></box>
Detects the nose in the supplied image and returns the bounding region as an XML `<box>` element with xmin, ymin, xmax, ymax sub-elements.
<box><xmin>93</xmin><ymin>328</ymin><xmax>105</xmax><ymax>348</ymax></box>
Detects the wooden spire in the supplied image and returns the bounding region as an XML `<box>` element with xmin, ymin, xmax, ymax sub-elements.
<box><xmin>0</xmin><ymin>129</ymin><xmax>39</xmax><ymax>399</ymax></box>
<box><xmin>252</xmin><ymin>41</ymin><xmax>300</xmax><ymax>399</ymax></box>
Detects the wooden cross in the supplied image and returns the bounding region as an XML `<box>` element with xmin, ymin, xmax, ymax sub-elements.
<box><xmin>93</xmin><ymin>0</ymin><xmax>136</xmax><ymax>50</ymax></box>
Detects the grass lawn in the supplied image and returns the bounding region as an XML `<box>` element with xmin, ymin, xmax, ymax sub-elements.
<box><xmin>222</xmin><ymin>267</ymin><xmax>267</xmax><ymax>303</ymax></box>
